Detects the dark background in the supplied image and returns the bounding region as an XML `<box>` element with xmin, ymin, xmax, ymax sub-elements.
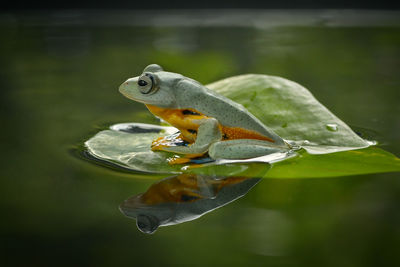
<box><xmin>3</xmin><ymin>0</ymin><xmax>400</xmax><ymax>10</ymax></box>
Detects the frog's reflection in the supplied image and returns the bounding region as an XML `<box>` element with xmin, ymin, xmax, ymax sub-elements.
<box><xmin>119</xmin><ymin>174</ymin><xmax>261</xmax><ymax>234</ymax></box>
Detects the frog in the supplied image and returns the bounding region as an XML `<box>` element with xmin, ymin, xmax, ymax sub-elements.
<box><xmin>119</xmin><ymin>64</ymin><xmax>289</xmax><ymax>162</ymax></box>
<box><xmin>119</xmin><ymin>173</ymin><xmax>261</xmax><ymax>234</ymax></box>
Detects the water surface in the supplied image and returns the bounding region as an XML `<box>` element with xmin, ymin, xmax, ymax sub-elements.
<box><xmin>1</xmin><ymin>10</ymin><xmax>400</xmax><ymax>266</ymax></box>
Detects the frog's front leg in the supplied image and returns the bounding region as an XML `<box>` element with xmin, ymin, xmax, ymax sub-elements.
<box><xmin>208</xmin><ymin>139</ymin><xmax>287</xmax><ymax>160</ymax></box>
<box><xmin>153</xmin><ymin>118</ymin><xmax>222</xmax><ymax>156</ymax></box>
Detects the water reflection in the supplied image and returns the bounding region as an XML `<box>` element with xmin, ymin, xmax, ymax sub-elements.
<box><xmin>120</xmin><ymin>173</ymin><xmax>261</xmax><ymax>234</ymax></box>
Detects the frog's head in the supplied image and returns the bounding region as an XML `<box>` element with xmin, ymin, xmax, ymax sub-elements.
<box><xmin>119</xmin><ymin>193</ymin><xmax>172</xmax><ymax>234</ymax></box>
<box><xmin>119</xmin><ymin>64</ymin><xmax>179</xmax><ymax>108</ymax></box>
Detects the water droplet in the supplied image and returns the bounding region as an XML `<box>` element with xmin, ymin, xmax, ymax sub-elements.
<box><xmin>302</xmin><ymin>140</ymin><xmax>311</xmax><ymax>145</ymax></box>
<box><xmin>326</xmin><ymin>123</ymin><xmax>338</xmax><ymax>132</ymax></box>
<box><xmin>366</xmin><ymin>140</ymin><xmax>378</xmax><ymax>146</ymax></box>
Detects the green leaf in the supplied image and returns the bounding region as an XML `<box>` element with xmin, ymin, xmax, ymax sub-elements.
<box><xmin>266</xmin><ymin>146</ymin><xmax>400</xmax><ymax>178</ymax></box>
<box><xmin>85</xmin><ymin>123</ymin><xmax>272</xmax><ymax>177</ymax></box>
<box><xmin>85</xmin><ymin>124</ymin><xmax>180</xmax><ymax>174</ymax></box>
<box><xmin>208</xmin><ymin>74</ymin><xmax>370</xmax><ymax>154</ymax></box>
<box><xmin>84</xmin><ymin>75</ymin><xmax>400</xmax><ymax>178</ymax></box>
<box><xmin>85</xmin><ymin>123</ymin><xmax>400</xmax><ymax>178</ymax></box>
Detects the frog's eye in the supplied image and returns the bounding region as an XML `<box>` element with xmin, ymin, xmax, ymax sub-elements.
<box><xmin>138</xmin><ymin>74</ymin><xmax>157</xmax><ymax>94</ymax></box>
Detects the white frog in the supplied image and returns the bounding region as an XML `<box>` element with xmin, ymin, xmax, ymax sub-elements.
<box><xmin>119</xmin><ymin>64</ymin><xmax>289</xmax><ymax>162</ymax></box>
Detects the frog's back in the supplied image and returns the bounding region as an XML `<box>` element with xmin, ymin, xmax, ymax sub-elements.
<box><xmin>176</xmin><ymin>80</ymin><xmax>286</xmax><ymax>146</ymax></box>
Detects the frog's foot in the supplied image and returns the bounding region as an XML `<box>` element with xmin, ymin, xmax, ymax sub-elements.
<box><xmin>151</xmin><ymin>136</ymin><xmax>170</xmax><ymax>151</ymax></box>
<box><xmin>208</xmin><ymin>139</ymin><xmax>288</xmax><ymax>160</ymax></box>
<box><xmin>151</xmin><ymin>134</ymin><xmax>187</xmax><ymax>152</ymax></box>
<box><xmin>167</xmin><ymin>154</ymin><xmax>212</xmax><ymax>165</ymax></box>
<box><xmin>167</xmin><ymin>157</ymin><xmax>192</xmax><ymax>165</ymax></box>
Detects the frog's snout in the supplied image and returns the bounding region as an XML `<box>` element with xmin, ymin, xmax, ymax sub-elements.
<box><xmin>118</xmin><ymin>80</ymin><xmax>127</xmax><ymax>94</ymax></box>
<box><xmin>119</xmin><ymin>194</ymin><xmax>143</xmax><ymax>216</ymax></box>
<box><xmin>119</xmin><ymin>77</ymin><xmax>139</xmax><ymax>98</ymax></box>
<box><xmin>118</xmin><ymin>81</ymin><xmax>128</xmax><ymax>94</ymax></box>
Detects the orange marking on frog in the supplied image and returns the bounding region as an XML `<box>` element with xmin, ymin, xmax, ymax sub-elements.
<box><xmin>221</xmin><ymin>126</ymin><xmax>275</xmax><ymax>143</ymax></box>
<box><xmin>146</xmin><ymin>105</ymin><xmax>206</xmax><ymax>142</ymax></box>
<box><xmin>141</xmin><ymin>173</ymin><xmax>248</xmax><ymax>205</ymax></box>
<box><xmin>141</xmin><ymin>174</ymin><xmax>202</xmax><ymax>205</ymax></box>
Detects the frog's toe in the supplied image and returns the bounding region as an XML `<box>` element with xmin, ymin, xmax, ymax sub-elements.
<box><xmin>151</xmin><ymin>137</ymin><xmax>174</xmax><ymax>151</ymax></box>
<box><xmin>167</xmin><ymin>157</ymin><xmax>192</xmax><ymax>165</ymax></box>
<box><xmin>151</xmin><ymin>142</ymin><xmax>165</xmax><ymax>151</ymax></box>
<box><xmin>167</xmin><ymin>154</ymin><xmax>212</xmax><ymax>165</ymax></box>
<box><xmin>151</xmin><ymin>136</ymin><xmax>166</xmax><ymax>147</ymax></box>
<box><xmin>151</xmin><ymin>134</ymin><xmax>189</xmax><ymax>150</ymax></box>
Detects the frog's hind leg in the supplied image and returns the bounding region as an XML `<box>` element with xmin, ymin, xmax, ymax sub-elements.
<box><xmin>208</xmin><ymin>139</ymin><xmax>287</xmax><ymax>160</ymax></box>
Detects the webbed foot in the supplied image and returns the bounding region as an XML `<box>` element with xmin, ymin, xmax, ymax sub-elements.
<box><xmin>151</xmin><ymin>133</ymin><xmax>187</xmax><ymax>152</ymax></box>
<box><xmin>167</xmin><ymin>155</ymin><xmax>214</xmax><ymax>165</ymax></box>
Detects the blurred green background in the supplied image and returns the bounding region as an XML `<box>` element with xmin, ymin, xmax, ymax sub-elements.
<box><xmin>1</xmin><ymin>10</ymin><xmax>399</xmax><ymax>266</ymax></box>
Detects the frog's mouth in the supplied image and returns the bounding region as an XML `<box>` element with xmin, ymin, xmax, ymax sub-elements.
<box><xmin>119</xmin><ymin>89</ymin><xmax>155</xmax><ymax>105</ymax></box>
<box><xmin>119</xmin><ymin>193</ymin><xmax>144</xmax><ymax>214</ymax></box>
<box><xmin>119</xmin><ymin>86</ymin><xmax>139</xmax><ymax>101</ymax></box>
